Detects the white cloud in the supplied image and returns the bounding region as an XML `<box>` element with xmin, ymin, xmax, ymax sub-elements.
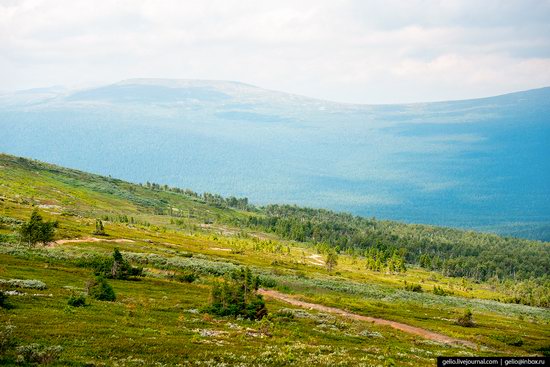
<box><xmin>1</xmin><ymin>0</ymin><xmax>549</xmax><ymax>103</ymax></box>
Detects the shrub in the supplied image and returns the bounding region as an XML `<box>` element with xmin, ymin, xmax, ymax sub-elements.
<box><xmin>204</xmin><ymin>267</ymin><xmax>267</xmax><ymax>320</ymax></box>
<box><xmin>258</xmin><ymin>276</ymin><xmax>277</xmax><ymax>288</ymax></box>
<box><xmin>272</xmin><ymin>310</ymin><xmax>295</xmax><ymax>322</ymax></box>
<box><xmin>85</xmin><ymin>249</ymin><xmax>143</xmax><ymax>280</ymax></box>
<box><xmin>0</xmin><ymin>323</ymin><xmax>15</xmax><ymax>354</ymax></box>
<box><xmin>174</xmin><ymin>271</ymin><xmax>198</xmax><ymax>283</ymax></box>
<box><xmin>496</xmin><ymin>335</ymin><xmax>524</xmax><ymax>347</ymax></box>
<box><xmin>67</xmin><ymin>293</ymin><xmax>87</xmax><ymax>307</ymax></box>
<box><xmin>16</xmin><ymin>344</ymin><xmax>63</xmax><ymax>364</ymax></box>
<box><xmin>404</xmin><ymin>282</ymin><xmax>422</xmax><ymax>292</ymax></box>
<box><xmin>87</xmin><ymin>276</ymin><xmax>116</xmax><ymax>301</ymax></box>
<box><xmin>325</xmin><ymin>251</ymin><xmax>338</xmax><ymax>272</ymax></box>
<box><xmin>0</xmin><ymin>291</ymin><xmax>7</xmax><ymax>309</ymax></box>
<box><xmin>93</xmin><ymin>219</ymin><xmax>106</xmax><ymax>236</ymax></box>
<box><xmin>456</xmin><ymin>308</ymin><xmax>475</xmax><ymax>327</ymax></box>
<box><xmin>433</xmin><ymin>285</ymin><xmax>452</xmax><ymax>296</ymax></box>
<box><xmin>0</xmin><ymin>279</ymin><xmax>47</xmax><ymax>290</ymax></box>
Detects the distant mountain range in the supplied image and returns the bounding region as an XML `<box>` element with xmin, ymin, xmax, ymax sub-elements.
<box><xmin>1</xmin><ymin>79</ymin><xmax>549</xmax><ymax>240</ymax></box>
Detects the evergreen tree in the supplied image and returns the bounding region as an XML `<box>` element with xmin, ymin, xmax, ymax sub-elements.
<box><xmin>205</xmin><ymin>267</ymin><xmax>267</xmax><ymax>320</ymax></box>
<box><xmin>93</xmin><ymin>219</ymin><xmax>106</xmax><ymax>235</ymax></box>
<box><xmin>325</xmin><ymin>251</ymin><xmax>338</xmax><ymax>272</ymax></box>
<box><xmin>19</xmin><ymin>209</ymin><xmax>56</xmax><ymax>246</ymax></box>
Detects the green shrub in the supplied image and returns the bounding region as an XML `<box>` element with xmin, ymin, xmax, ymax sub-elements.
<box><xmin>496</xmin><ymin>335</ymin><xmax>524</xmax><ymax>346</ymax></box>
<box><xmin>0</xmin><ymin>323</ymin><xmax>15</xmax><ymax>354</ymax></box>
<box><xmin>92</xmin><ymin>219</ymin><xmax>107</xmax><ymax>236</ymax></box>
<box><xmin>87</xmin><ymin>276</ymin><xmax>116</xmax><ymax>302</ymax></box>
<box><xmin>0</xmin><ymin>278</ymin><xmax>47</xmax><ymax>290</ymax></box>
<box><xmin>67</xmin><ymin>293</ymin><xmax>87</xmax><ymax>307</ymax></box>
<box><xmin>204</xmin><ymin>267</ymin><xmax>267</xmax><ymax>320</ymax></box>
<box><xmin>0</xmin><ymin>291</ymin><xmax>7</xmax><ymax>309</ymax></box>
<box><xmin>174</xmin><ymin>271</ymin><xmax>198</xmax><ymax>283</ymax></box>
<box><xmin>404</xmin><ymin>282</ymin><xmax>422</xmax><ymax>292</ymax></box>
<box><xmin>433</xmin><ymin>285</ymin><xmax>452</xmax><ymax>296</ymax></box>
<box><xmin>81</xmin><ymin>249</ymin><xmax>143</xmax><ymax>280</ymax></box>
<box><xmin>16</xmin><ymin>343</ymin><xmax>63</xmax><ymax>364</ymax></box>
<box><xmin>456</xmin><ymin>308</ymin><xmax>475</xmax><ymax>327</ymax></box>
<box><xmin>272</xmin><ymin>310</ymin><xmax>295</xmax><ymax>322</ymax></box>
<box><xmin>258</xmin><ymin>276</ymin><xmax>277</xmax><ymax>288</ymax></box>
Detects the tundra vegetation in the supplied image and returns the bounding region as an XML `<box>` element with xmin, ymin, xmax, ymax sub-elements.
<box><xmin>0</xmin><ymin>153</ymin><xmax>549</xmax><ymax>366</ymax></box>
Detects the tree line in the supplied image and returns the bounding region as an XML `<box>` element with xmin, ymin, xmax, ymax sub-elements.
<box><xmin>242</xmin><ymin>205</ymin><xmax>549</xmax><ymax>282</ymax></box>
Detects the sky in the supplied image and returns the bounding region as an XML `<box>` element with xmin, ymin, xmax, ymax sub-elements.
<box><xmin>1</xmin><ymin>0</ymin><xmax>550</xmax><ymax>104</ymax></box>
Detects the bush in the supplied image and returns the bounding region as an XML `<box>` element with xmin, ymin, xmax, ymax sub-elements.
<box><xmin>495</xmin><ymin>335</ymin><xmax>524</xmax><ymax>347</ymax></box>
<box><xmin>67</xmin><ymin>293</ymin><xmax>87</xmax><ymax>307</ymax></box>
<box><xmin>16</xmin><ymin>344</ymin><xmax>63</xmax><ymax>364</ymax></box>
<box><xmin>0</xmin><ymin>279</ymin><xmax>47</xmax><ymax>290</ymax></box>
<box><xmin>456</xmin><ymin>309</ymin><xmax>475</xmax><ymax>327</ymax></box>
<box><xmin>174</xmin><ymin>271</ymin><xmax>198</xmax><ymax>283</ymax></box>
<box><xmin>404</xmin><ymin>282</ymin><xmax>422</xmax><ymax>292</ymax></box>
<box><xmin>0</xmin><ymin>291</ymin><xmax>7</xmax><ymax>309</ymax></box>
<box><xmin>84</xmin><ymin>249</ymin><xmax>143</xmax><ymax>280</ymax></box>
<box><xmin>87</xmin><ymin>277</ymin><xmax>116</xmax><ymax>301</ymax></box>
<box><xmin>204</xmin><ymin>267</ymin><xmax>267</xmax><ymax>320</ymax></box>
<box><xmin>258</xmin><ymin>276</ymin><xmax>277</xmax><ymax>288</ymax></box>
<box><xmin>433</xmin><ymin>285</ymin><xmax>452</xmax><ymax>296</ymax></box>
<box><xmin>93</xmin><ymin>219</ymin><xmax>106</xmax><ymax>236</ymax></box>
<box><xmin>0</xmin><ymin>323</ymin><xmax>15</xmax><ymax>354</ymax></box>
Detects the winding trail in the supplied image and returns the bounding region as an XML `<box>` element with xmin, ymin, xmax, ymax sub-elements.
<box><xmin>259</xmin><ymin>289</ymin><xmax>476</xmax><ymax>349</ymax></box>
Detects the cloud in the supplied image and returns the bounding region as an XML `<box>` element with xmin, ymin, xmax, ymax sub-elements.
<box><xmin>1</xmin><ymin>0</ymin><xmax>549</xmax><ymax>103</ymax></box>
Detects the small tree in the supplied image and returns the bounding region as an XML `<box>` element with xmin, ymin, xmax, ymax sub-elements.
<box><xmin>19</xmin><ymin>210</ymin><xmax>56</xmax><ymax>246</ymax></box>
<box><xmin>87</xmin><ymin>276</ymin><xmax>116</xmax><ymax>301</ymax></box>
<box><xmin>0</xmin><ymin>291</ymin><xmax>8</xmax><ymax>309</ymax></box>
<box><xmin>456</xmin><ymin>308</ymin><xmax>475</xmax><ymax>327</ymax></box>
<box><xmin>325</xmin><ymin>251</ymin><xmax>338</xmax><ymax>272</ymax></box>
<box><xmin>93</xmin><ymin>219</ymin><xmax>106</xmax><ymax>236</ymax></box>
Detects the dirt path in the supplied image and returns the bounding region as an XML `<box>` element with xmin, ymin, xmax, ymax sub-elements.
<box><xmin>51</xmin><ymin>237</ymin><xmax>135</xmax><ymax>246</ymax></box>
<box><xmin>259</xmin><ymin>289</ymin><xmax>476</xmax><ymax>349</ymax></box>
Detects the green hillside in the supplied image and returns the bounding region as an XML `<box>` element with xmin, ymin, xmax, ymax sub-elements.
<box><xmin>1</xmin><ymin>153</ymin><xmax>549</xmax><ymax>366</ymax></box>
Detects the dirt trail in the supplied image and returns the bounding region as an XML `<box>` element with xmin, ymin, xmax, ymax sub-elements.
<box><xmin>259</xmin><ymin>289</ymin><xmax>476</xmax><ymax>349</ymax></box>
<box><xmin>51</xmin><ymin>237</ymin><xmax>135</xmax><ymax>246</ymax></box>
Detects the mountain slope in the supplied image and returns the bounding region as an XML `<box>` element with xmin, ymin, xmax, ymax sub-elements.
<box><xmin>0</xmin><ymin>153</ymin><xmax>549</xmax><ymax>365</ymax></box>
<box><xmin>1</xmin><ymin>80</ymin><xmax>549</xmax><ymax>240</ymax></box>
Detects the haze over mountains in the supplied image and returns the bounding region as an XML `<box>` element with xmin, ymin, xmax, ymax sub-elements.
<box><xmin>1</xmin><ymin>79</ymin><xmax>549</xmax><ymax>240</ymax></box>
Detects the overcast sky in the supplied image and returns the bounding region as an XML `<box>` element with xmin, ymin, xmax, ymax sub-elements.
<box><xmin>1</xmin><ymin>0</ymin><xmax>550</xmax><ymax>103</ymax></box>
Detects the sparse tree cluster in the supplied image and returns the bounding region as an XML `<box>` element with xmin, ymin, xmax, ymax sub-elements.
<box><xmin>93</xmin><ymin>219</ymin><xmax>106</xmax><ymax>235</ymax></box>
<box><xmin>205</xmin><ymin>267</ymin><xmax>267</xmax><ymax>320</ymax></box>
<box><xmin>91</xmin><ymin>248</ymin><xmax>143</xmax><ymax>280</ymax></box>
<box><xmin>18</xmin><ymin>210</ymin><xmax>57</xmax><ymax>246</ymax></box>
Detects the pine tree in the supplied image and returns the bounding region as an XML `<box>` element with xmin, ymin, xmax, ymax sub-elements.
<box><xmin>325</xmin><ymin>251</ymin><xmax>338</xmax><ymax>272</ymax></box>
<box><xmin>19</xmin><ymin>209</ymin><xmax>56</xmax><ymax>246</ymax></box>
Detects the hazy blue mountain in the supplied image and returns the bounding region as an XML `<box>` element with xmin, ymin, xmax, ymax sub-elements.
<box><xmin>1</xmin><ymin>79</ymin><xmax>549</xmax><ymax>240</ymax></box>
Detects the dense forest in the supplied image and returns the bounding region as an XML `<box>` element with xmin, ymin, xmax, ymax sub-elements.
<box><xmin>241</xmin><ymin>205</ymin><xmax>549</xmax><ymax>282</ymax></box>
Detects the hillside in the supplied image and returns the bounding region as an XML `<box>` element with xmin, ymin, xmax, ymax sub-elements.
<box><xmin>1</xmin><ymin>80</ymin><xmax>549</xmax><ymax>240</ymax></box>
<box><xmin>0</xmin><ymin>154</ymin><xmax>549</xmax><ymax>365</ymax></box>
